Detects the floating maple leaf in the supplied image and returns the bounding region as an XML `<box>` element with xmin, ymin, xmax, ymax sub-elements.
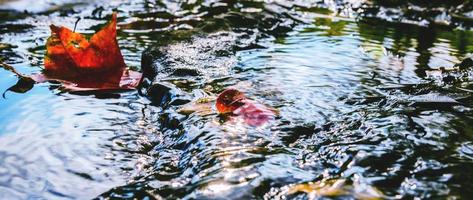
<box><xmin>216</xmin><ymin>89</ymin><xmax>277</xmax><ymax>126</ymax></box>
<box><xmin>1</xmin><ymin>13</ymin><xmax>142</xmax><ymax>93</ymax></box>
<box><xmin>45</xmin><ymin>13</ymin><xmax>126</xmax><ymax>75</ymax></box>
<box><xmin>38</xmin><ymin>12</ymin><xmax>142</xmax><ymax>91</ymax></box>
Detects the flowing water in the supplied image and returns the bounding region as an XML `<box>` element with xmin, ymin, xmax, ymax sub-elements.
<box><xmin>1</xmin><ymin>0</ymin><xmax>473</xmax><ymax>199</ymax></box>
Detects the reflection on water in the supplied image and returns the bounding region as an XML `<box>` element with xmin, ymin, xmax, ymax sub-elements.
<box><xmin>0</xmin><ymin>0</ymin><xmax>473</xmax><ymax>199</ymax></box>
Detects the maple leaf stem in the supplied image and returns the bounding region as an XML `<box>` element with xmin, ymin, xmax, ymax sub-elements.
<box><xmin>73</xmin><ymin>17</ymin><xmax>81</xmax><ymax>33</ymax></box>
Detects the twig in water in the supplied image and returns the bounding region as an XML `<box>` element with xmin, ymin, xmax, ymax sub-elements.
<box><xmin>0</xmin><ymin>61</ymin><xmax>26</xmax><ymax>78</ymax></box>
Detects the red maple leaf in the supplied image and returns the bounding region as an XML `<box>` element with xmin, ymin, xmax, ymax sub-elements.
<box><xmin>32</xmin><ymin>12</ymin><xmax>142</xmax><ymax>91</ymax></box>
<box><xmin>216</xmin><ymin>89</ymin><xmax>277</xmax><ymax>126</ymax></box>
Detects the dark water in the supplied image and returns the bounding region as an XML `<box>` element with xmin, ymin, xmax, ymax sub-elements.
<box><xmin>1</xmin><ymin>0</ymin><xmax>473</xmax><ymax>199</ymax></box>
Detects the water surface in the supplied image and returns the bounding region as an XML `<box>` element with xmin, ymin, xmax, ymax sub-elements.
<box><xmin>1</xmin><ymin>0</ymin><xmax>473</xmax><ymax>199</ymax></box>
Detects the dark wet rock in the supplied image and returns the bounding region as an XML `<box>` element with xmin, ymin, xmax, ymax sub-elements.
<box><xmin>141</xmin><ymin>32</ymin><xmax>238</xmax><ymax>82</ymax></box>
<box><xmin>456</xmin><ymin>56</ymin><xmax>473</xmax><ymax>71</ymax></box>
<box><xmin>426</xmin><ymin>56</ymin><xmax>473</xmax><ymax>84</ymax></box>
<box><xmin>146</xmin><ymin>82</ymin><xmax>190</xmax><ymax>107</ymax></box>
<box><xmin>141</xmin><ymin>32</ymin><xmax>247</xmax><ymax>105</ymax></box>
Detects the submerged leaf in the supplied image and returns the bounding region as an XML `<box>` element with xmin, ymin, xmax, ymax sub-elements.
<box><xmin>287</xmin><ymin>179</ymin><xmax>384</xmax><ymax>200</ymax></box>
<box><xmin>288</xmin><ymin>179</ymin><xmax>347</xmax><ymax>197</ymax></box>
<box><xmin>178</xmin><ymin>96</ymin><xmax>215</xmax><ymax>115</ymax></box>
<box><xmin>216</xmin><ymin>89</ymin><xmax>277</xmax><ymax>126</ymax></box>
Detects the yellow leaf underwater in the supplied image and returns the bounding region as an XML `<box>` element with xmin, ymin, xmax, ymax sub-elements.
<box><xmin>287</xmin><ymin>179</ymin><xmax>384</xmax><ymax>200</ymax></box>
